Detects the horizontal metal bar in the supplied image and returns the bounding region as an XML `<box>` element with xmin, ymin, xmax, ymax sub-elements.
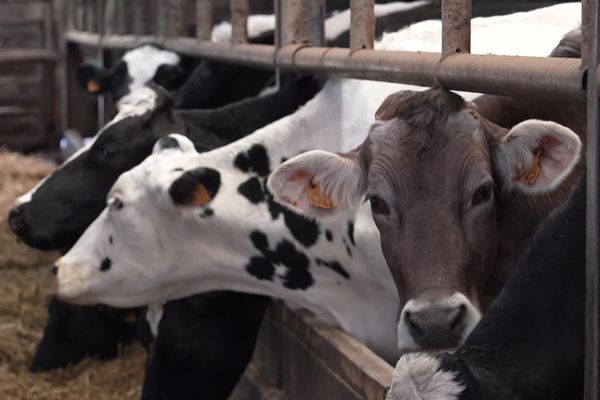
<box><xmin>65</xmin><ymin>29</ymin><xmax>586</xmax><ymax>100</ymax></box>
<box><xmin>0</xmin><ymin>49</ymin><xmax>57</xmax><ymax>63</ymax></box>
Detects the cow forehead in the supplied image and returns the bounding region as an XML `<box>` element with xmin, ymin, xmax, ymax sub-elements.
<box><xmin>367</xmin><ymin>112</ymin><xmax>491</xmax><ymax>200</ymax></box>
<box><xmin>122</xmin><ymin>45</ymin><xmax>180</xmax><ymax>88</ymax></box>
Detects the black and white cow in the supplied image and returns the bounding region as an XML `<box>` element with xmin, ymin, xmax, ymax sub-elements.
<box><xmin>53</xmin><ymin>3</ymin><xmax>582</xmax><ymax>364</ymax></box>
<box><xmin>10</xmin><ymin>76</ymin><xmax>319</xmax><ymax>400</ymax></box>
<box><xmin>386</xmin><ymin>173</ymin><xmax>585</xmax><ymax>400</ymax></box>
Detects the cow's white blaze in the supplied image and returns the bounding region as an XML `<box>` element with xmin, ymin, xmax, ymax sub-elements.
<box><xmin>57</xmin><ymin>3</ymin><xmax>581</xmax><ymax>361</ymax></box>
<box><xmin>122</xmin><ymin>45</ymin><xmax>180</xmax><ymax>93</ymax></box>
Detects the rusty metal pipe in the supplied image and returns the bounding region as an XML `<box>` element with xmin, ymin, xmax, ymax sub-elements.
<box><xmin>350</xmin><ymin>0</ymin><xmax>375</xmax><ymax>51</ymax></box>
<box><xmin>196</xmin><ymin>0</ymin><xmax>213</xmax><ymax>41</ymax></box>
<box><xmin>230</xmin><ymin>0</ymin><xmax>249</xmax><ymax>44</ymax></box>
<box><xmin>441</xmin><ymin>0</ymin><xmax>471</xmax><ymax>55</ymax></box>
<box><xmin>65</xmin><ymin>31</ymin><xmax>587</xmax><ymax>100</ymax></box>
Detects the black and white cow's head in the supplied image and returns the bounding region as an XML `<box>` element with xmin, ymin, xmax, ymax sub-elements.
<box><xmin>77</xmin><ymin>45</ymin><xmax>187</xmax><ymax>102</ymax></box>
<box><xmin>53</xmin><ymin>134</ymin><xmax>366</xmax><ymax>314</ymax></box>
<box><xmin>8</xmin><ymin>85</ymin><xmax>183</xmax><ymax>252</ymax></box>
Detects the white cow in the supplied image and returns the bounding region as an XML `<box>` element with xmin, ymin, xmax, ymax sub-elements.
<box><xmin>54</xmin><ymin>3</ymin><xmax>582</xmax><ymax>360</ymax></box>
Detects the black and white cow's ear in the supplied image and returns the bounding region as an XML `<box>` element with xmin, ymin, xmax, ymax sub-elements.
<box><xmin>76</xmin><ymin>64</ymin><xmax>111</xmax><ymax>95</ymax></box>
<box><xmin>169</xmin><ymin>167</ymin><xmax>221</xmax><ymax>207</ymax></box>
<box><xmin>153</xmin><ymin>64</ymin><xmax>188</xmax><ymax>91</ymax></box>
<box><xmin>267</xmin><ymin>150</ymin><xmax>366</xmax><ymax>218</ymax></box>
<box><xmin>153</xmin><ymin>134</ymin><xmax>196</xmax><ymax>154</ymax></box>
<box><xmin>494</xmin><ymin>119</ymin><xmax>582</xmax><ymax>194</ymax></box>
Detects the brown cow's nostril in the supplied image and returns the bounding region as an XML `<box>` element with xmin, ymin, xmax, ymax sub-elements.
<box><xmin>51</xmin><ymin>265</ymin><xmax>58</xmax><ymax>275</ymax></box>
<box><xmin>450</xmin><ymin>304</ymin><xmax>467</xmax><ymax>332</ymax></box>
<box><xmin>405</xmin><ymin>311</ymin><xmax>425</xmax><ymax>339</ymax></box>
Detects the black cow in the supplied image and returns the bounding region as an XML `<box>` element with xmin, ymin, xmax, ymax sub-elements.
<box><xmin>387</xmin><ymin>175</ymin><xmax>585</xmax><ymax>400</ymax></box>
<box><xmin>10</xmin><ymin>76</ymin><xmax>320</xmax><ymax>399</ymax></box>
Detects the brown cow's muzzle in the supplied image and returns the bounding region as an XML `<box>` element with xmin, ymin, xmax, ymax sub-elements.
<box><xmin>396</xmin><ymin>292</ymin><xmax>481</xmax><ymax>352</ymax></box>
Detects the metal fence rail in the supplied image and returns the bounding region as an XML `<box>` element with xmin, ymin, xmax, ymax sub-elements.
<box><xmin>63</xmin><ymin>0</ymin><xmax>599</xmax><ymax>398</ymax></box>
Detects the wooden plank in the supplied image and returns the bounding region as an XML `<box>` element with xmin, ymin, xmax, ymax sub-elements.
<box><xmin>281</xmin><ymin>308</ymin><xmax>393</xmax><ymax>400</ymax></box>
<box><xmin>0</xmin><ymin>3</ymin><xmax>44</xmax><ymax>24</ymax></box>
<box><xmin>0</xmin><ymin>49</ymin><xmax>56</xmax><ymax>63</ymax></box>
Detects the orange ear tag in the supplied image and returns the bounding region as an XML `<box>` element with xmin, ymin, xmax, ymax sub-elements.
<box><xmin>308</xmin><ymin>182</ymin><xmax>335</xmax><ymax>209</ymax></box>
<box><xmin>191</xmin><ymin>184</ymin><xmax>212</xmax><ymax>206</ymax></box>
<box><xmin>87</xmin><ymin>79</ymin><xmax>101</xmax><ymax>93</ymax></box>
<box><xmin>515</xmin><ymin>148</ymin><xmax>542</xmax><ymax>186</ymax></box>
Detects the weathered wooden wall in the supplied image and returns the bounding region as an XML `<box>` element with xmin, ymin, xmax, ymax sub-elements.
<box><xmin>0</xmin><ymin>0</ymin><xmax>63</xmax><ymax>152</ymax></box>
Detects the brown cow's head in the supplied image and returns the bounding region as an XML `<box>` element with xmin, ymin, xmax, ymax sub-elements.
<box><xmin>268</xmin><ymin>86</ymin><xmax>582</xmax><ymax>353</ymax></box>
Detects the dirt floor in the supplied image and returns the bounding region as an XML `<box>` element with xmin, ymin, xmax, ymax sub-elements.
<box><xmin>0</xmin><ymin>151</ymin><xmax>146</xmax><ymax>399</ymax></box>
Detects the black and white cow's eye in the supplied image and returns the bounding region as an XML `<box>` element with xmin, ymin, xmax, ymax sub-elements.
<box><xmin>101</xmin><ymin>145</ymin><xmax>117</xmax><ymax>158</ymax></box>
<box><xmin>471</xmin><ymin>183</ymin><xmax>494</xmax><ymax>207</ymax></box>
<box><xmin>108</xmin><ymin>197</ymin><xmax>124</xmax><ymax>210</ymax></box>
<box><xmin>367</xmin><ymin>195</ymin><xmax>390</xmax><ymax>215</ymax></box>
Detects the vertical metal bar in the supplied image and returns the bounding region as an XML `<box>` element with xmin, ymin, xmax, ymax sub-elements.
<box><xmin>168</xmin><ymin>0</ymin><xmax>185</xmax><ymax>37</ymax></box>
<box><xmin>350</xmin><ymin>0</ymin><xmax>374</xmax><ymax>51</ymax></box>
<box><xmin>584</xmin><ymin>0</ymin><xmax>600</xmax><ymax>399</ymax></box>
<box><xmin>67</xmin><ymin>0</ymin><xmax>75</xmax><ymax>31</ymax></box>
<box><xmin>196</xmin><ymin>0</ymin><xmax>213</xmax><ymax>41</ymax></box>
<box><xmin>441</xmin><ymin>0</ymin><xmax>471</xmax><ymax>55</ymax></box>
<box><xmin>280</xmin><ymin>0</ymin><xmax>325</xmax><ymax>46</ymax></box>
<box><xmin>134</xmin><ymin>0</ymin><xmax>144</xmax><ymax>37</ymax></box>
<box><xmin>157</xmin><ymin>0</ymin><xmax>167</xmax><ymax>37</ymax></box>
<box><xmin>96</xmin><ymin>0</ymin><xmax>105</xmax><ymax>128</ymax></box>
<box><xmin>230</xmin><ymin>0</ymin><xmax>249</xmax><ymax>44</ymax></box>
<box><xmin>116</xmin><ymin>0</ymin><xmax>127</xmax><ymax>35</ymax></box>
<box><xmin>274</xmin><ymin>0</ymin><xmax>282</xmax><ymax>89</ymax></box>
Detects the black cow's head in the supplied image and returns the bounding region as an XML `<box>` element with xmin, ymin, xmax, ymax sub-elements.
<box><xmin>8</xmin><ymin>84</ymin><xmax>182</xmax><ymax>252</ymax></box>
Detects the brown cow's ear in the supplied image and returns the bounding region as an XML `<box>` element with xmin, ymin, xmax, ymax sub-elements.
<box><xmin>494</xmin><ymin>120</ymin><xmax>582</xmax><ymax>194</ymax></box>
<box><xmin>169</xmin><ymin>167</ymin><xmax>221</xmax><ymax>207</ymax></box>
<box><xmin>267</xmin><ymin>150</ymin><xmax>366</xmax><ymax>218</ymax></box>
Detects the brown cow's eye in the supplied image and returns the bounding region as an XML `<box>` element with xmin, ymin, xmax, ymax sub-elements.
<box><xmin>472</xmin><ymin>183</ymin><xmax>494</xmax><ymax>206</ymax></box>
<box><xmin>368</xmin><ymin>196</ymin><xmax>390</xmax><ymax>215</ymax></box>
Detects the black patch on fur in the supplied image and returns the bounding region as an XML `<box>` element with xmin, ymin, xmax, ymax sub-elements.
<box><xmin>169</xmin><ymin>167</ymin><xmax>221</xmax><ymax>205</ymax></box>
<box><xmin>233</xmin><ymin>144</ymin><xmax>270</xmax><ymax>176</ymax></box>
<box><xmin>234</xmin><ymin>147</ymin><xmax>321</xmax><ymax>247</ymax></box>
<box><xmin>246</xmin><ymin>257</ymin><xmax>275</xmax><ymax>281</ymax></box>
<box><xmin>246</xmin><ymin>231</ymin><xmax>314</xmax><ymax>290</ymax></box>
<box><xmin>100</xmin><ymin>258</ymin><xmax>112</xmax><ymax>272</ymax></box>
<box><xmin>237</xmin><ymin>177</ymin><xmax>265</xmax><ymax>204</ymax></box>
<box><xmin>156</xmin><ymin>136</ymin><xmax>180</xmax><ymax>150</ymax></box>
<box><xmin>347</xmin><ymin>222</ymin><xmax>356</xmax><ymax>246</ymax></box>
<box><xmin>315</xmin><ymin>258</ymin><xmax>350</xmax><ymax>279</ymax></box>
<box><xmin>267</xmin><ymin>198</ymin><xmax>320</xmax><ymax>247</ymax></box>
<box><xmin>325</xmin><ymin>230</ymin><xmax>333</xmax><ymax>242</ymax></box>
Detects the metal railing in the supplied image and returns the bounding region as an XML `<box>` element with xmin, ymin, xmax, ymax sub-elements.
<box><xmin>63</xmin><ymin>0</ymin><xmax>599</xmax><ymax>397</ymax></box>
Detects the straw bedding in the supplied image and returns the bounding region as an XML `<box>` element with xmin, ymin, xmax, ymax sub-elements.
<box><xmin>0</xmin><ymin>151</ymin><xmax>145</xmax><ymax>400</ymax></box>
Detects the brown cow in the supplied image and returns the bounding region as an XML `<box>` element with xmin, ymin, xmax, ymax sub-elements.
<box><xmin>268</xmin><ymin>85</ymin><xmax>582</xmax><ymax>352</ymax></box>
